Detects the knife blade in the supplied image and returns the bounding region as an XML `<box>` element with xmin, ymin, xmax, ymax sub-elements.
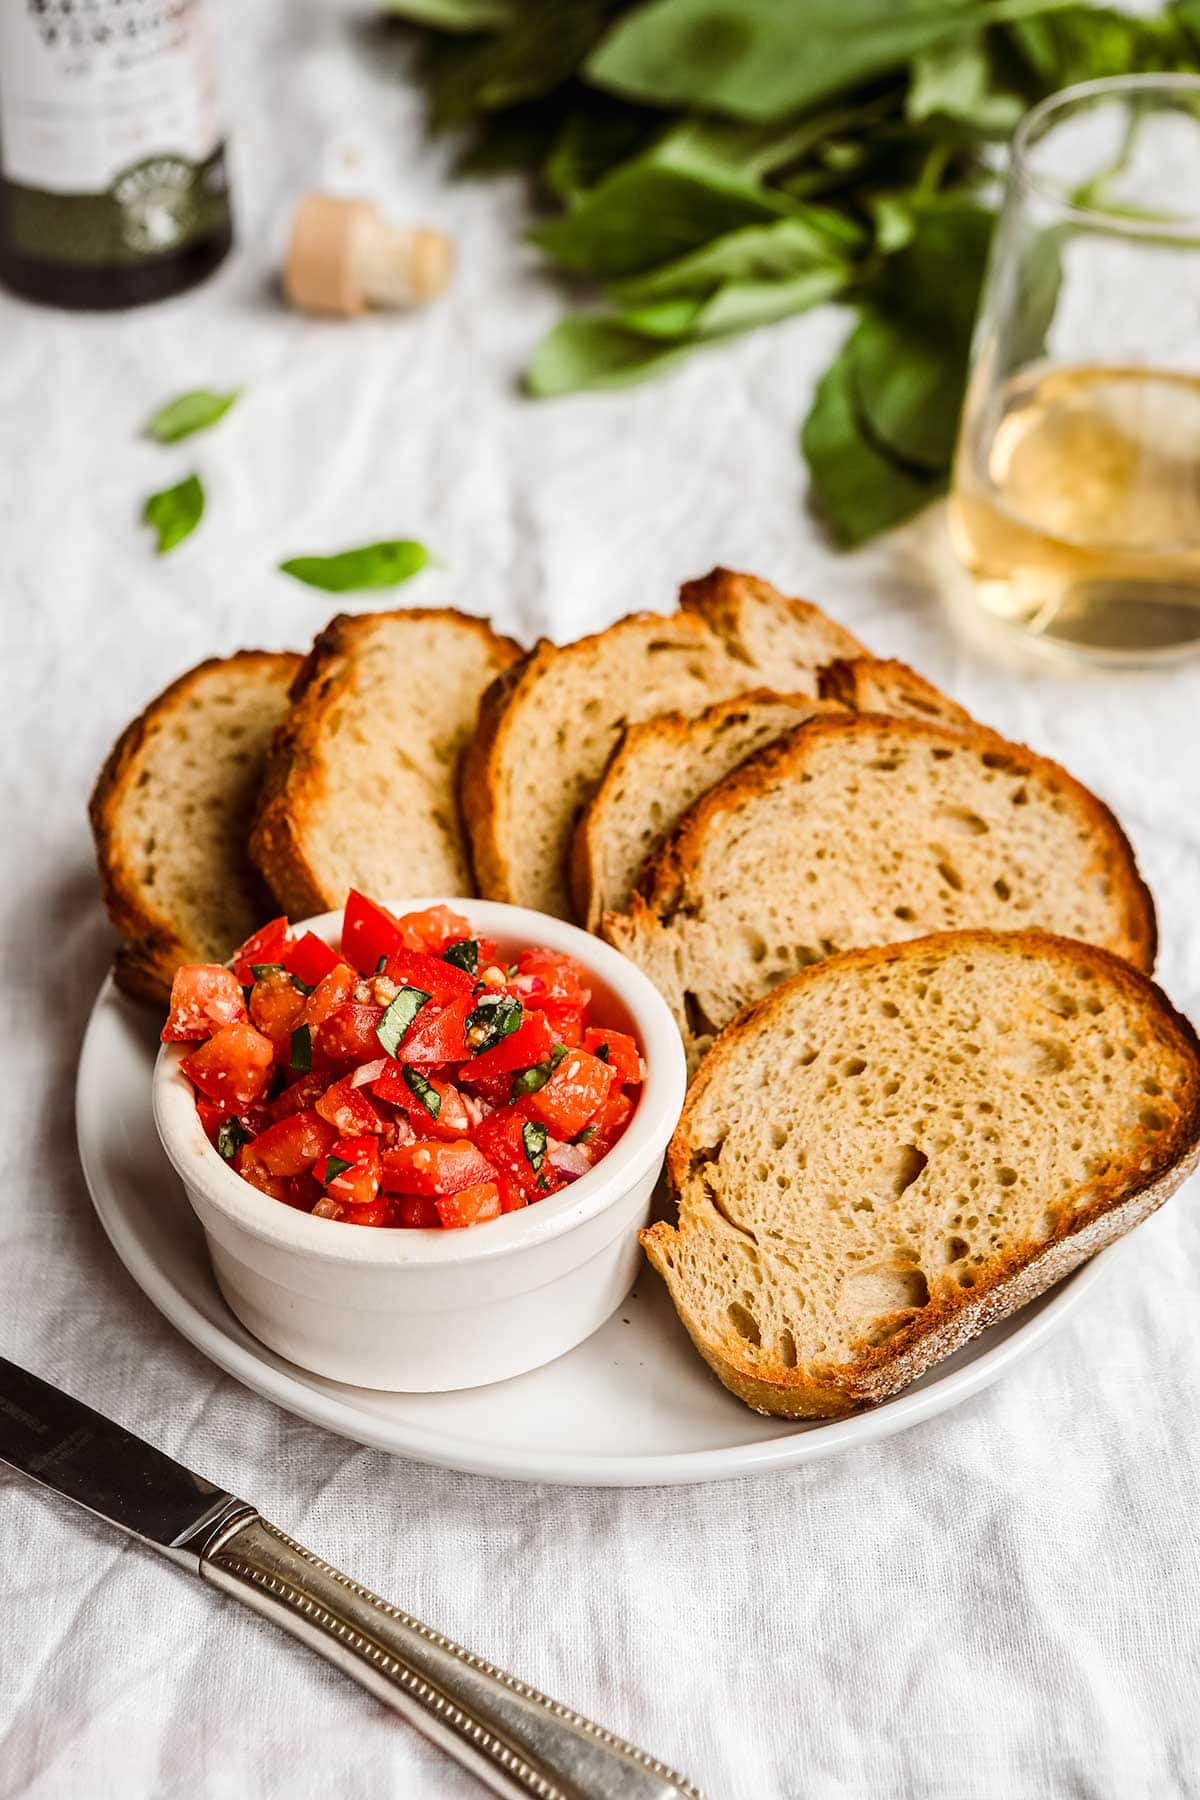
<box><xmin>0</xmin><ymin>1357</ymin><xmax>702</xmax><ymax>1800</ymax></box>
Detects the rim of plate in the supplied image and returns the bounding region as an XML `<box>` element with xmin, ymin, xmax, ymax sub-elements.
<box><xmin>77</xmin><ymin>972</ymin><xmax>1117</xmax><ymax>1487</ymax></box>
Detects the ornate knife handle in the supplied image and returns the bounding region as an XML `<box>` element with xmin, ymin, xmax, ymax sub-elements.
<box><xmin>200</xmin><ymin>1513</ymin><xmax>702</xmax><ymax>1800</ymax></box>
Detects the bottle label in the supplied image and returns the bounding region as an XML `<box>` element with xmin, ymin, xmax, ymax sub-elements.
<box><xmin>0</xmin><ymin>0</ymin><xmax>229</xmax><ymax>267</ymax></box>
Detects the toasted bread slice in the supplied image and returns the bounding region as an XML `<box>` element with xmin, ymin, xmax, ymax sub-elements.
<box><xmin>570</xmin><ymin>691</ymin><xmax>840</xmax><ymax>931</ymax></box>
<box><xmin>680</xmin><ymin>567</ymin><xmax>866</xmax><ymax>676</ymax></box>
<box><xmin>819</xmin><ymin>655</ymin><xmax>974</xmax><ymax>729</ymax></box>
<box><xmin>603</xmin><ymin>714</ymin><xmax>1156</xmax><ymax>1065</ymax></box>
<box><xmin>463</xmin><ymin>576</ymin><xmax>869</xmax><ymax>920</ymax></box>
<box><xmin>644</xmin><ymin>930</ymin><xmax>1200</xmax><ymax>1418</ymax></box>
<box><xmin>251</xmin><ymin>608</ymin><xmax>521</xmax><ymax>917</ymax></box>
<box><xmin>90</xmin><ymin>650</ymin><xmax>303</xmax><ymax>1003</ymax></box>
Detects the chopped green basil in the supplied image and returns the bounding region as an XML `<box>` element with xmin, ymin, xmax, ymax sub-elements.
<box><xmin>511</xmin><ymin>1042</ymin><xmax>569</xmax><ymax>1100</ymax></box>
<box><xmin>144</xmin><ymin>388</ymin><xmax>240</xmax><ymax>444</ymax></box>
<box><xmin>506</xmin><ymin>963</ymin><xmax>519</xmax><ymax>979</ymax></box>
<box><xmin>216</xmin><ymin>1117</ymin><xmax>250</xmax><ymax>1160</ymax></box>
<box><xmin>443</xmin><ymin>938</ymin><xmax>480</xmax><ymax>975</ymax></box>
<box><xmin>142</xmin><ymin>472</ymin><xmax>204</xmax><ymax>555</ymax></box>
<box><xmin>323</xmin><ymin>1154</ymin><xmax>353</xmax><ymax>1183</ymax></box>
<box><xmin>290</xmin><ymin>1024</ymin><xmax>313</xmax><ymax>1072</ymax></box>
<box><xmin>593</xmin><ymin>1041</ymin><xmax>610</xmax><ymax>1063</ymax></box>
<box><xmin>573</xmin><ymin>1124</ymin><xmax>598</xmax><ymax>1145</ymax></box>
<box><xmin>522</xmin><ymin>1119</ymin><xmax>548</xmax><ymax>1174</ymax></box>
<box><xmin>250</xmin><ymin>963</ymin><xmax>288</xmax><ymax>979</ymax></box>
<box><xmin>375</xmin><ymin>954</ymin><xmax>389</xmax><ymax>974</ymax></box>
<box><xmin>377</xmin><ymin>987</ymin><xmax>430</xmax><ymax>1058</ymax></box>
<box><xmin>466</xmin><ymin>994</ymin><xmax>523</xmax><ymax>1054</ymax></box>
<box><xmin>402</xmin><ymin>1065</ymin><xmax>441</xmax><ymax>1118</ymax></box>
<box><xmin>278</xmin><ymin>539</ymin><xmax>432</xmax><ymax>593</ymax></box>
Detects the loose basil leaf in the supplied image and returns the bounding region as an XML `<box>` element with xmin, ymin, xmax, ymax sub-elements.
<box><xmin>290</xmin><ymin>1025</ymin><xmax>313</xmax><ymax>1072</ymax></box>
<box><xmin>144</xmin><ymin>388</ymin><xmax>240</xmax><ymax>444</ymax></box>
<box><xmin>402</xmin><ymin>1064</ymin><xmax>442</xmax><ymax>1118</ymax></box>
<box><xmin>511</xmin><ymin>1042</ymin><xmax>568</xmax><ymax>1099</ymax></box>
<box><xmin>143</xmin><ymin>473</ymin><xmax>204</xmax><ymax>555</ymax></box>
<box><xmin>377</xmin><ymin>987</ymin><xmax>431</xmax><ymax>1058</ymax></box>
<box><xmin>279</xmin><ymin>540</ymin><xmax>432</xmax><ymax>593</ymax></box>
<box><xmin>443</xmin><ymin>938</ymin><xmax>480</xmax><ymax>975</ymax></box>
<box><xmin>522</xmin><ymin>1119</ymin><xmax>548</xmax><ymax>1173</ymax></box>
<box><xmin>465</xmin><ymin>994</ymin><xmax>523</xmax><ymax>1054</ymax></box>
<box><xmin>906</xmin><ymin>36</ymin><xmax>1024</xmax><ymax>136</ymax></box>
<box><xmin>216</xmin><ymin>1117</ymin><xmax>250</xmax><ymax>1160</ymax></box>
<box><xmin>323</xmin><ymin>1154</ymin><xmax>353</xmax><ymax>1182</ymax></box>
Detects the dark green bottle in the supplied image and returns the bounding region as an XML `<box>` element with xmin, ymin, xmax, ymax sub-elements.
<box><xmin>0</xmin><ymin>0</ymin><xmax>233</xmax><ymax>310</ymax></box>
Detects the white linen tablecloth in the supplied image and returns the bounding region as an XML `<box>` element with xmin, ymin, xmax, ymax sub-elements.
<box><xmin>3</xmin><ymin>6</ymin><xmax>1200</xmax><ymax>1797</ymax></box>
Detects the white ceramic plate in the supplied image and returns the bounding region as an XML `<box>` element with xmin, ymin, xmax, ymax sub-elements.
<box><xmin>77</xmin><ymin>974</ymin><xmax>1116</xmax><ymax>1487</ymax></box>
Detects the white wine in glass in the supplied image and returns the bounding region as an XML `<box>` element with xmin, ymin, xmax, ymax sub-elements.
<box><xmin>950</xmin><ymin>77</ymin><xmax>1200</xmax><ymax>663</ymax></box>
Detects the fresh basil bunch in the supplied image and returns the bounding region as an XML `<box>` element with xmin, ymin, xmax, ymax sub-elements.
<box><xmin>380</xmin><ymin>0</ymin><xmax>1200</xmax><ymax>544</ymax></box>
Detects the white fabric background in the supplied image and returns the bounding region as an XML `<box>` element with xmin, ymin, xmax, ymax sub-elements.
<box><xmin>3</xmin><ymin>6</ymin><xmax>1200</xmax><ymax>1797</ymax></box>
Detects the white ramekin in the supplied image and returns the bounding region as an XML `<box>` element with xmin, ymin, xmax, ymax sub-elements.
<box><xmin>153</xmin><ymin>898</ymin><xmax>686</xmax><ymax>1392</ymax></box>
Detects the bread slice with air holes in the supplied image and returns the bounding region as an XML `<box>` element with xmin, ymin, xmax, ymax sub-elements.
<box><xmin>462</xmin><ymin>574</ymin><xmax>868</xmax><ymax>921</ymax></box>
<box><xmin>603</xmin><ymin>713</ymin><xmax>1157</xmax><ymax>1067</ymax></box>
<box><xmin>645</xmin><ymin>929</ymin><xmax>1200</xmax><ymax>1418</ymax></box>
<box><xmin>90</xmin><ymin>649</ymin><xmax>303</xmax><ymax>1004</ymax></box>
<box><xmin>570</xmin><ymin>691</ymin><xmax>842</xmax><ymax>931</ymax></box>
<box><xmin>250</xmin><ymin>608</ymin><xmax>521</xmax><ymax>917</ymax></box>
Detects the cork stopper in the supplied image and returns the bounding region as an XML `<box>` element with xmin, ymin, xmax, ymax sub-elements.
<box><xmin>284</xmin><ymin>194</ymin><xmax>454</xmax><ymax>316</ymax></box>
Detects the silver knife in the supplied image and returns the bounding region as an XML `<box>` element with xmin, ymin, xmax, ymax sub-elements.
<box><xmin>0</xmin><ymin>1356</ymin><xmax>702</xmax><ymax>1800</ymax></box>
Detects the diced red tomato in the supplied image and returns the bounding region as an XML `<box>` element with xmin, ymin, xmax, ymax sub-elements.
<box><xmin>234</xmin><ymin>1143</ymin><xmax>291</xmax><ymax>1202</ymax></box>
<box><xmin>457</xmin><ymin>1062</ymin><xmax>519</xmax><ymax>1107</ymax></box>
<box><xmin>315</xmin><ymin>1072</ymin><xmax>387</xmax><ymax>1136</ymax></box>
<box><xmin>317</xmin><ymin>1135</ymin><xmax>382</xmax><ymax>1207</ymax></box>
<box><xmin>473</xmin><ymin>1107</ymin><xmax>565</xmax><ymax>1200</ymax></box>
<box><xmin>436</xmin><ymin>1181</ymin><xmax>501</xmax><ymax>1229</ymax></box>
<box><xmin>512</xmin><ymin>947</ymin><xmax>590</xmax><ymax>1008</ymax></box>
<box><xmin>393</xmin><ymin>904</ymin><xmax>473</xmax><ymax>955</ymax></box>
<box><xmin>524</xmin><ymin>1049</ymin><xmax>616</xmax><ymax>1138</ymax></box>
<box><xmin>162</xmin><ymin>964</ymin><xmax>247</xmax><ymax>1042</ymax></box>
<box><xmin>381</xmin><ymin>1139</ymin><xmax>498</xmax><ymax>1198</ymax></box>
<box><xmin>318</xmin><ymin>1001</ymin><xmax>386</xmax><ymax>1063</ymax></box>
<box><xmin>371</xmin><ymin>1065</ymin><xmax>473</xmax><ymax>1139</ymax></box>
<box><xmin>382</xmin><ymin>947</ymin><xmax>474</xmax><ymax>1005</ymax></box>
<box><xmin>341</xmin><ymin>890</ymin><xmax>405</xmax><ymax>976</ymax></box>
<box><xmin>583</xmin><ymin>1027</ymin><xmax>643</xmax><ymax>1086</ymax></box>
<box><xmin>496</xmin><ymin>1172</ymin><xmax>528</xmax><ymax>1213</ymax></box>
<box><xmin>396</xmin><ymin>1193</ymin><xmax>442</xmax><ymax>1229</ymax></box>
<box><xmin>299</xmin><ymin>964</ymin><xmax>356</xmax><ymax>1034</ymax></box>
<box><xmin>283</xmin><ymin>931</ymin><xmax>345</xmax><ymax>988</ymax></box>
<box><xmin>231</xmin><ymin>917</ymin><xmax>290</xmax><ymax>984</ymax></box>
<box><xmin>340</xmin><ymin>1196</ymin><xmax>400</xmax><ymax>1228</ymax></box>
<box><xmin>182</xmin><ymin>1021</ymin><xmax>275</xmax><ymax>1106</ymax></box>
<box><xmin>250</xmin><ymin>1111</ymin><xmax>337</xmax><ymax>1178</ymax></box>
<box><xmin>469</xmin><ymin>1009</ymin><xmax>554</xmax><ymax>1080</ymax></box>
<box><xmin>265</xmin><ymin>1069</ymin><xmax>327</xmax><ymax>1121</ymax></box>
<box><xmin>249</xmin><ymin>969</ymin><xmax>306</xmax><ymax>1048</ymax></box>
<box><xmin>398</xmin><ymin>994</ymin><xmax>472</xmax><ymax>1065</ymax></box>
<box><xmin>541</xmin><ymin>1001</ymin><xmax>585</xmax><ymax>1047</ymax></box>
<box><xmin>582</xmin><ymin>1088</ymin><xmax>636</xmax><ymax>1163</ymax></box>
<box><xmin>196</xmin><ymin>1097</ymin><xmax>268</xmax><ymax>1146</ymax></box>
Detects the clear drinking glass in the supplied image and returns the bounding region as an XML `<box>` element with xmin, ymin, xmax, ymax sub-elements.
<box><xmin>950</xmin><ymin>75</ymin><xmax>1200</xmax><ymax>663</ymax></box>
